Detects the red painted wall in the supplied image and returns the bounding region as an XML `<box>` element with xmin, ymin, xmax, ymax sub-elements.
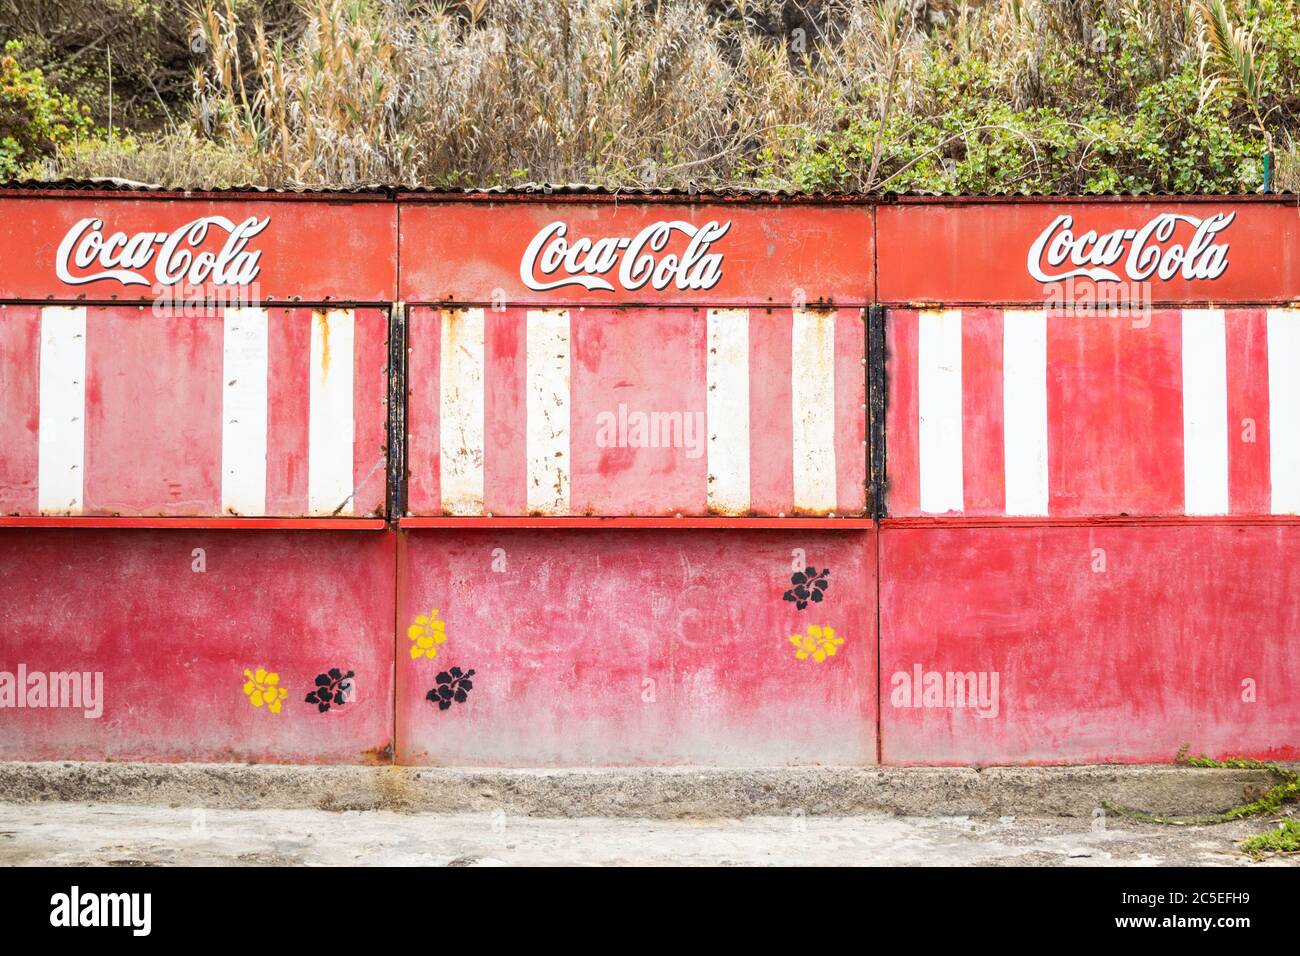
<box><xmin>395</xmin><ymin>529</ymin><xmax>876</xmax><ymax>766</ymax></box>
<box><xmin>0</xmin><ymin>529</ymin><xmax>395</xmax><ymax>763</ymax></box>
<box><xmin>0</xmin><ymin>191</ymin><xmax>1297</xmax><ymax>767</ymax></box>
<box><xmin>880</xmin><ymin>524</ymin><xmax>1300</xmax><ymax>764</ymax></box>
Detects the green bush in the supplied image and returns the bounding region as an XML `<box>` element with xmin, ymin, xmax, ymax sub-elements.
<box><xmin>0</xmin><ymin>40</ymin><xmax>92</xmax><ymax>178</ymax></box>
<box><xmin>754</xmin><ymin>0</ymin><xmax>1291</xmax><ymax>194</ymax></box>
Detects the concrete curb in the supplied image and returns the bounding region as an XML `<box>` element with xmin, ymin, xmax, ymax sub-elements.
<box><xmin>0</xmin><ymin>761</ymin><xmax>1283</xmax><ymax>818</ymax></box>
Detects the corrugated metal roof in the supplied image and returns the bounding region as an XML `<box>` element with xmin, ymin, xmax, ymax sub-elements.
<box><xmin>0</xmin><ymin>177</ymin><xmax>1293</xmax><ymax>200</ymax></box>
<box><xmin>0</xmin><ymin>177</ymin><xmax>392</xmax><ymax>195</ymax></box>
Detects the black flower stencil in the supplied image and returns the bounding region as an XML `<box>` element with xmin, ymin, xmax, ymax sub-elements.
<box><xmin>305</xmin><ymin>668</ymin><xmax>355</xmax><ymax>713</ymax></box>
<box><xmin>783</xmin><ymin>566</ymin><xmax>830</xmax><ymax>610</ymax></box>
<box><xmin>426</xmin><ymin>667</ymin><xmax>475</xmax><ymax>711</ymax></box>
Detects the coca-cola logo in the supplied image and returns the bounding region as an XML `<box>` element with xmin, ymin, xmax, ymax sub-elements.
<box><xmin>1028</xmin><ymin>212</ymin><xmax>1234</xmax><ymax>283</ymax></box>
<box><xmin>520</xmin><ymin>219</ymin><xmax>730</xmax><ymax>293</ymax></box>
<box><xmin>56</xmin><ymin>215</ymin><xmax>270</xmax><ymax>287</ymax></box>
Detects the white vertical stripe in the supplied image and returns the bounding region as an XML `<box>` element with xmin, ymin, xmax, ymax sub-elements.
<box><xmin>526</xmin><ymin>308</ymin><xmax>571</xmax><ymax>515</ymax></box>
<box><xmin>918</xmin><ymin>309</ymin><xmax>964</xmax><ymax>514</ymax></box>
<box><xmin>308</xmin><ymin>308</ymin><xmax>355</xmax><ymax>516</ymax></box>
<box><xmin>37</xmin><ymin>306</ymin><xmax>87</xmax><ymax>515</ymax></box>
<box><xmin>1268</xmin><ymin>308</ymin><xmax>1300</xmax><ymax>514</ymax></box>
<box><xmin>707</xmin><ymin>308</ymin><xmax>751</xmax><ymax>514</ymax></box>
<box><xmin>1182</xmin><ymin>308</ymin><xmax>1229</xmax><ymax>515</ymax></box>
<box><xmin>438</xmin><ymin>307</ymin><xmax>486</xmax><ymax>515</ymax></box>
<box><xmin>1003</xmin><ymin>309</ymin><xmax>1049</xmax><ymax>516</ymax></box>
<box><xmin>792</xmin><ymin>308</ymin><xmax>837</xmax><ymax>512</ymax></box>
<box><xmin>220</xmin><ymin>307</ymin><xmax>269</xmax><ymax>516</ymax></box>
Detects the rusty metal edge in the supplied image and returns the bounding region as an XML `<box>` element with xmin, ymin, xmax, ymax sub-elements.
<box><xmin>398</xmin><ymin>516</ymin><xmax>877</xmax><ymax>529</ymax></box>
<box><xmin>881</xmin><ymin>515</ymin><xmax>1300</xmax><ymax>528</ymax></box>
<box><xmin>868</xmin><ymin>304</ymin><xmax>888</xmax><ymax>521</ymax></box>
<box><xmin>386</xmin><ymin>302</ymin><xmax>408</xmax><ymax>525</ymax></box>
<box><xmin>0</xmin><ymin>517</ymin><xmax>388</xmax><ymax>529</ymax></box>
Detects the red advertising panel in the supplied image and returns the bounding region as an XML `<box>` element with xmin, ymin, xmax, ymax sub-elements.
<box><xmin>399</xmin><ymin>199</ymin><xmax>874</xmax><ymax>306</ymax></box>
<box><xmin>878</xmin><ymin>199</ymin><xmax>1300</xmax><ymax>305</ymax></box>
<box><xmin>0</xmin><ymin>195</ymin><xmax>397</xmax><ymax>303</ymax></box>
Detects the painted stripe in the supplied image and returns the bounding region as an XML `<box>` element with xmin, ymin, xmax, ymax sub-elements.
<box><xmin>791</xmin><ymin>309</ymin><xmax>837</xmax><ymax>512</ymax></box>
<box><xmin>961</xmin><ymin>308</ymin><xmax>1006</xmax><ymax>514</ymax></box>
<box><xmin>0</xmin><ymin>308</ymin><xmax>42</xmax><ymax>515</ymax></box>
<box><xmin>918</xmin><ymin>308</ymin><xmax>964</xmax><ymax>514</ymax></box>
<box><xmin>1225</xmin><ymin>309</ymin><xmax>1271</xmax><ymax>515</ymax></box>
<box><xmin>706</xmin><ymin>308</ymin><xmax>751</xmax><ymax>514</ymax></box>
<box><xmin>883</xmin><ymin>310</ymin><xmax>920</xmax><ymax>515</ymax></box>
<box><xmin>307</xmin><ymin>308</ymin><xmax>356</xmax><ymax>516</ymax></box>
<box><xmin>439</xmin><ymin>307</ymin><xmax>486</xmax><ymax>515</ymax></box>
<box><xmin>265</xmin><ymin>308</ymin><xmax>311</xmax><ymax>515</ymax></box>
<box><xmin>833</xmin><ymin>308</ymin><xmax>868</xmax><ymax>515</ymax></box>
<box><xmin>350</xmin><ymin>309</ymin><xmax>390</xmax><ymax>517</ymax></box>
<box><xmin>1268</xmin><ymin>307</ymin><xmax>1300</xmax><ymax>514</ymax></box>
<box><xmin>483</xmin><ymin>308</ymin><xmax>528</xmax><ymax>515</ymax></box>
<box><xmin>1182</xmin><ymin>308</ymin><xmax>1229</xmax><ymax>515</ymax></box>
<box><xmin>526</xmin><ymin>308</ymin><xmax>571</xmax><ymax>515</ymax></box>
<box><xmin>747</xmin><ymin>308</ymin><xmax>794</xmax><ymax>516</ymax></box>
<box><xmin>405</xmin><ymin>307</ymin><xmax>441</xmax><ymax>515</ymax></box>
<box><xmin>1002</xmin><ymin>309</ymin><xmax>1049</xmax><ymax>516</ymax></box>
<box><xmin>220</xmin><ymin>307</ymin><xmax>269</xmax><ymax>516</ymax></box>
<box><xmin>37</xmin><ymin>306</ymin><xmax>87</xmax><ymax>515</ymax></box>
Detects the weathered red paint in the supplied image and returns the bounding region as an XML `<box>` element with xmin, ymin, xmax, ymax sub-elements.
<box><xmin>879</xmin><ymin>524</ymin><xmax>1300</xmax><ymax>764</ymax></box>
<box><xmin>0</xmin><ymin>529</ymin><xmax>395</xmax><ymax>762</ymax></box>
<box><xmin>399</xmin><ymin>200</ymin><xmax>875</xmax><ymax>306</ymax></box>
<box><xmin>0</xmin><ymin>306</ymin><xmax>389</xmax><ymax>518</ymax></box>
<box><xmin>0</xmin><ymin>188</ymin><xmax>1297</xmax><ymax>768</ymax></box>
<box><xmin>406</xmin><ymin>305</ymin><xmax>867</xmax><ymax>517</ymax></box>
<box><xmin>0</xmin><ymin>196</ymin><xmax>396</xmax><ymax>302</ymax></box>
<box><xmin>395</xmin><ymin>530</ymin><xmax>876</xmax><ymax>765</ymax></box>
<box><xmin>878</xmin><ymin>198</ymin><xmax>1299</xmax><ymax>304</ymax></box>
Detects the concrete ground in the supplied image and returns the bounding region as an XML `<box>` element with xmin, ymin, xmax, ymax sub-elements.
<box><xmin>0</xmin><ymin>802</ymin><xmax>1296</xmax><ymax>866</ymax></box>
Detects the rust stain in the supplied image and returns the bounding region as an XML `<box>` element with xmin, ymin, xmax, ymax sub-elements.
<box><xmin>316</xmin><ymin>310</ymin><xmax>331</xmax><ymax>379</ymax></box>
<box><xmin>360</xmin><ymin>741</ymin><xmax>395</xmax><ymax>765</ymax></box>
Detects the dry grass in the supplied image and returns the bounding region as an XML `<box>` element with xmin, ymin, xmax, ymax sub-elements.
<box><xmin>185</xmin><ymin>0</ymin><xmax>972</xmax><ymax>188</ymax></box>
<box><xmin>28</xmin><ymin>0</ymin><xmax>1298</xmax><ymax>191</ymax></box>
<box><xmin>47</xmin><ymin>128</ymin><xmax>262</xmax><ymax>187</ymax></box>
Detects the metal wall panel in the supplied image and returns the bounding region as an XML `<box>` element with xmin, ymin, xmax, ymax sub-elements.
<box><xmin>0</xmin><ymin>306</ymin><xmax>389</xmax><ymax>518</ymax></box>
<box><xmin>880</xmin><ymin>524</ymin><xmax>1300</xmax><ymax>764</ymax></box>
<box><xmin>399</xmin><ymin>200</ymin><xmax>874</xmax><ymax>307</ymax></box>
<box><xmin>0</xmin><ymin>529</ymin><xmax>395</xmax><ymax>763</ymax></box>
<box><xmin>405</xmin><ymin>305</ymin><xmax>867</xmax><ymax>517</ymax></box>
<box><xmin>883</xmin><ymin>306</ymin><xmax>1296</xmax><ymax>518</ymax></box>
<box><xmin>877</xmin><ymin>199</ymin><xmax>1298</xmax><ymax>305</ymax></box>
<box><xmin>0</xmin><ymin>196</ymin><xmax>397</xmax><ymax>303</ymax></box>
<box><xmin>395</xmin><ymin>529</ymin><xmax>876</xmax><ymax>766</ymax></box>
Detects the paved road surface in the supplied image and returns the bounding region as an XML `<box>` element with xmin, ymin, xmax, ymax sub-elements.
<box><xmin>0</xmin><ymin>803</ymin><xmax>1296</xmax><ymax>866</ymax></box>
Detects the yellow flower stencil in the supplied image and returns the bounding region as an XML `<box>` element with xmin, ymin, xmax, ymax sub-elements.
<box><xmin>243</xmin><ymin>667</ymin><xmax>288</xmax><ymax>713</ymax></box>
<box><xmin>408</xmin><ymin>608</ymin><xmax>448</xmax><ymax>660</ymax></box>
<box><xmin>790</xmin><ymin>625</ymin><xmax>844</xmax><ymax>663</ymax></box>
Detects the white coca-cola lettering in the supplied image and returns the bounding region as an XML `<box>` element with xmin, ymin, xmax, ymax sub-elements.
<box><xmin>520</xmin><ymin>219</ymin><xmax>730</xmax><ymax>292</ymax></box>
<box><xmin>56</xmin><ymin>215</ymin><xmax>271</xmax><ymax>287</ymax></box>
<box><xmin>1027</xmin><ymin>212</ymin><xmax>1234</xmax><ymax>283</ymax></box>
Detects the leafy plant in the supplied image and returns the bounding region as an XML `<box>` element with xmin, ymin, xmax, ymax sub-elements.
<box><xmin>1240</xmin><ymin>819</ymin><xmax>1300</xmax><ymax>860</ymax></box>
<box><xmin>1103</xmin><ymin>744</ymin><xmax>1300</xmax><ymax>828</ymax></box>
<box><xmin>0</xmin><ymin>40</ymin><xmax>92</xmax><ymax>178</ymax></box>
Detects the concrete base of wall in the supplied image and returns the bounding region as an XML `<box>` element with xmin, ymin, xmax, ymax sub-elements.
<box><xmin>0</xmin><ymin>761</ymin><xmax>1287</xmax><ymax>819</ymax></box>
